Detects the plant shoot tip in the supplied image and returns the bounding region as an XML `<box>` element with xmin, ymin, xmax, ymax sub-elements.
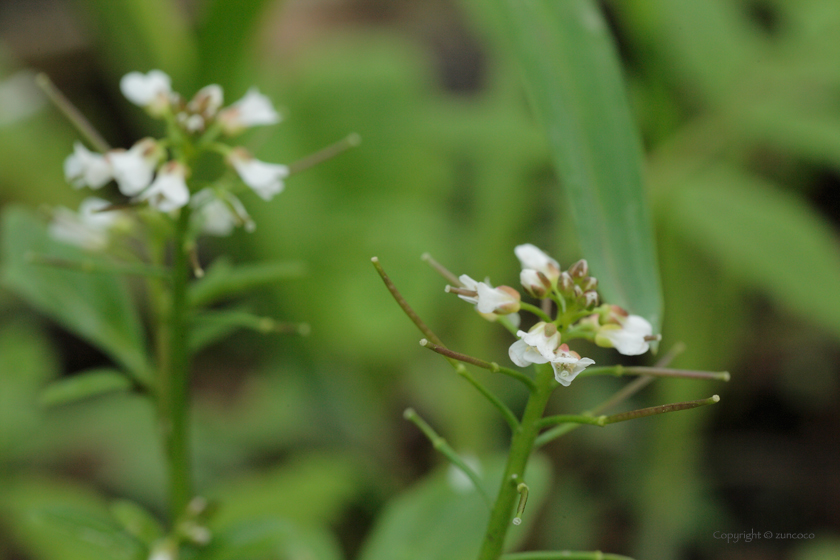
<box><xmin>403</xmin><ymin>408</ymin><xmax>415</xmax><ymax>419</ymax></box>
<box><xmin>371</xmin><ymin>256</ymin><xmax>379</xmax><ymax>263</ymax></box>
<box><xmin>712</xmin><ymin>394</ymin><xmax>720</xmax><ymax>403</ymax></box>
<box><xmin>347</xmin><ymin>132</ymin><xmax>361</xmax><ymax>146</ymax></box>
<box><xmin>722</xmin><ymin>372</ymin><xmax>731</xmax><ymax>382</ymax></box>
<box><xmin>420</xmin><ymin>252</ymin><xmax>430</xmax><ymax>261</ymax></box>
<box><xmin>419</xmin><ymin>338</ymin><xmax>429</xmax><ymax>346</ymax></box>
<box><xmin>512</xmin><ymin>517</ymin><xmax>522</xmax><ymax>526</ymax></box>
<box><xmin>444</xmin><ymin>285</ymin><xmax>452</xmax><ymax>293</ymax></box>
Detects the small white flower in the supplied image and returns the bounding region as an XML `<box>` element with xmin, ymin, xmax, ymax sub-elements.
<box><xmin>514</xmin><ymin>244</ymin><xmax>560</xmax><ymax>283</ymax></box>
<box><xmin>64</xmin><ymin>142</ymin><xmax>112</xmax><ymax>189</ymax></box>
<box><xmin>520</xmin><ymin>268</ymin><xmax>550</xmax><ymax>298</ymax></box>
<box><xmin>595</xmin><ymin>313</ymin><xmax>656</xmax><ymax>356</ymax></box>
<box><xmin>191</xmin><ymin>188</ymin><xmax>254</xmax><ymax>236</ymax></box>
<box><xmin>187</xmin><ymin>84</ymin><xmax>224</xmax><ymax>116</ymax></box>
<box><xmin>48</xmin><ymin>197</ymin><xmax>122</xmax><ymax>250</ymax></box>
<box><xmin>551</xmin><ymin>344</ymin><xmax>595</xmax><ymax>387</ymax></box>
<box><xmin>218</xmin><ymin>87</ymin><xmax>280</xmax><ymax>135</ymax></box>
<box><xmin>509</xmin><ymin>322</ymin><xmax>561</xmax><ymax>367</ymax></box>
<box><xmin>120</xmin><ymin>70</ymin><xmax>172</xmax><ymax>116</ymax></box>
<box><xmin>228</xmin><ymin>149</ymin><xmax>288</xmax><ymax>200</ymax></box>
<box><xmin>453</xmin><ymin>275</ymin><xmax>520</xmax><ymax>315</ymax></box>
<box><xmin>108</xmin><ymin>138</ymin><xmax>160</xmax><ymax>196</ymax></box>
<box><xmin>138</xmin><ymin>161</ymin><xmax>190</xmax><ymax>212</ymax></box>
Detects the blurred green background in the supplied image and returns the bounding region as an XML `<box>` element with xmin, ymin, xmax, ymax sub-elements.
<box><xmin>1</xmin><ymin>1</ymin><xmax>840</xmax><ymax>559</ymax></box>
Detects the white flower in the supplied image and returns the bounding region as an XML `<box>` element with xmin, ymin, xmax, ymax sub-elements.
<box><xmin>595</xmin><ymin>314</ymin><xmax>656</xmax><ymax>356</ymax></box>
<box><xmin>514</xmin><ymin>244</ymin><xmax>561</xmax><ymax>285</ymax></box>
<box><xmin>187</xmin><ymin>84</ymin><xmax>224</xmax><ymax>116</ymax></box>
<box><xmin>137</xmin><ymin>161</ymin><xmax>190</xmax><ymax>212</ymax></box>
<box><xmin>509</xmin><ymin>322</ymin><xmax>561</xmax><ymax>367</ymax></box>
<box><xmin>453</xmin><ymin>275</ymin><xmax>520</xmax><ymax>315</ymax></box>
<box><xmin>520</xmin><ymin>268</ymin><xmax>550</xmax><ymax>298</ymax></box>
<box><xmin>120</xmin><ymin>70</ymin><xmax>172</xmax><ymax>116</ymax></box>
<box><xmin>107</xmin><ymin>138</ymin><xmax>160</xmax><ymax>196</ymax></box>
<box><xmin>191</xmin><ymin>188</ymin><xmax>254</xmax><ymax>236</ymax></box>
<box><xmin>228</xmin><ymin>149</ymin><xmax>288</xmax><ymax>200</ymax></box>
<box><xmin>64</xmin><ymin>142</ymin><xmax>112</xmax><ymax>189</ymax></box>
<box><xmin>48</xmin><ymin>197</ymin><xmax>123</xmax><ymax>250</ymax></box>
<box><xmin>551</xmin><ymin>344</ymin><xmax>595</xmax><ymax>387</ymax></box>
<box><xmin>218</xmin><ymin>88</ymin><xmax>280</xmax><ymax>135</ymax></box>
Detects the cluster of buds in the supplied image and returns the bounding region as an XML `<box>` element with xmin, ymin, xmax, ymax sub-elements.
<box><xmin>446</xmin><ymin>244</ymin><xmax>660</xmax><ymax>386</ymax></box>
<box><xmin>54</xmin><ymin>69</ymin><xmax>289</xmax><ymax>248</ymax></box>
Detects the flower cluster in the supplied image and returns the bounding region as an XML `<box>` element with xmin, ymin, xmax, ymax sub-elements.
<box><xmin>55</xmin><ymin>70</ymin><xmax>289</xmax><ymax>247</ymax></box>
<box><xmin>448</xmin><ymin>244</ymin><xmax>660</xmax><ymax>386</ymax></box>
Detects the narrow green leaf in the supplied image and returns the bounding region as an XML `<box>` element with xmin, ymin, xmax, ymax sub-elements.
<box><xmin>495</xmin><ymin>0</ymin><xmax>662</xmax><ymax>332</ymax></box>
<box><xmin>190</xmin><ymin>257</ymin><xmax>306</xmax><ymax>308</ymax></box>
<box><xmin>110</xmin><ymin>499</ymin><xmax>165</xmax><ymax>547</ymax></box>
<box><xmin>667</xmin><ymin>164</ymin><xmax>840</xmax><ymax>341</ymax></box>
<box><xmin>40</xmin><ymin>369</ymin><xmax>133</xmax><ymax>407</ymax></box>
<box><xmin>35</xmin><ymin>505</ymin><xmax>144</xmax><ymax>560</ymax></box>
<box><xmin>1</xmin><ymin>206</ymin><xmax>152</xmax><ymax>383</ymax></box>
<box><xmin>207</xmin><ymin>518</ymin><xmax>344</xmax><ymax>560</ymax></box>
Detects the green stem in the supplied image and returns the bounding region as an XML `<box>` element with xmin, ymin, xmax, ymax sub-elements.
<box><xmin>518</xmin><ymin>302</ymin><xmax>551</xmax><ymax>323</ymax></box>
<box><xmin>159</xmin><ymin>207</ymin><xmax>193</xmax><ymax>522</ymax></box>
<box><xmin>420</xmin><ymin>339</ymin><xmax>536</xmax><ymax>389</ymax></box>
<box><xmin>403</xmin><ymin>408</ymin><xmax>492</xmax><ymax>507</ymax></box>
<box><xmin>476</xmin><ymin>363</ymin><xmax>556</xmax><ymax>560</ymax></box>
<box><xmin>35</xmin><ymin>73</ymin><xmax>111</xmax><ymax>152</ymax></box>
<box><xmin>578</xmin><ymin>365</ymin><xmax>729</xmax><ymax>381</ymax></box>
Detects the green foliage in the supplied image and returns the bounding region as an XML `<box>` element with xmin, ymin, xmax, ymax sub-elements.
<box><xmin>360</xmin><ymin>455</ymin><xmax>551</xmax><ymax>560</ymax></box>
<box><xmin>490</xmin><ymin>0</ymin><xmax>662</xmax><ymax>332</ymax></box>
<box><xmin>1</xmin><ymin>206</ymin><xmax>151</xmax><ymax>382</ymax></box>
<box><xmin>40</xmin><ymin>369</ymin><xmax>134</xmax><ymax>407</ymax></box>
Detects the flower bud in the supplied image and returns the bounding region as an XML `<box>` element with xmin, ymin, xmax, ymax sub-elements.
<box><xmin>582</xmin><ymin>276</ymin><xmax>598</xmax><ymax>291</ymax></box>
<box><xmin>558</xmin><ymin>272</ymin><xmax>574</xmax><ymax>296</ymax></box>
<box><xmin>572</xmin><ymin>285</ymin><xmax>583</xmax><ymax>300</ymax></box>
<box><xmin>584</xmin><ymin>290</ymin><xmax>599</xmax><ymax>309</ymax></box>
<box><xmin>520</xmin><ymin>268</ymin><xmax>550</xmax><ymax>298</ymax></box>
<box><xmin>569</xmin><ymin>259</ymin><xmax>589</xmax><ymax>279</ymax></box>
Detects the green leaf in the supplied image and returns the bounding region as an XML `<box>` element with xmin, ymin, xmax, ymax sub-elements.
<box><xmin>35</xmin><ymin>505</ymin><xmax>144</xmax><ymax>560</ymax></box>
<box><xmin>109</xmin><ymin>499</ymin><xmax>165</xmax><ymax>547</ymax></box>
<box><xmin>207</xmin><ymin>452</ymin><xmax>363</xmax><ymax>528</ymax></box>
<box><xmin>494</xmin><ymin>0</ymin><xmax>662</xmax><ymax>332</ymax></box>
<box><xmin>190</xmin><ymin>257</ymin><xmax>306</xmax><ymax>309</ymax></box>
<box><xmin>667</xmin><ymin>164</ymin><xmax>840</xmax><ymax>341</ymax></box>
<box><xmin>40</xmin><ymin>369</ymin><xmax>134</xmax><ymax>407</ymax></box>
<box><xmin>207</xmin><ymin>517</ymin><xmax>343</xmax><ymax>560</ymax></box>
<box><xmin>1</xmin><ymin>206</ymin><xmax>151</xmax><ymax>383</ymax></box>
<box><xmin>358</xmin><ymin>454</ymin><xmax>551</xmax><ymax>560</ymax></box>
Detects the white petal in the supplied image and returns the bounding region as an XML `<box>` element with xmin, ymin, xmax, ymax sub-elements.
<box><xmin>219</xmin><ymin>87</ymin><xmax>280</xmax><ymax>134</ymax></box>
<box><xmin>109</xmin><ymin>145</ymin><xmax>156</xmax><ymax>196</ymax></box>
<box><xmin>508</xmin><ymin>339</ymin><xmax>531</xmax><ymax>367</ymax></box>
<box><xmin>231</xmin><ymin>155</ymin><xmax>288</xmax><ymax>200</ymax></box>
<box><xmin>64</xmin><ymin>142</ymin><xmax>112</xmax><ymax>189</ymax></box>
<box><xmin>138</xmin><ymin>164</ymin><xmax>190</xmax><ymax>212</ymax></box>
<box><xmin>475</xmin><ymin>283</ymin><xmax>518</xmax><ymax>314</ymax></box>
<box><xmin>120</xmin><ymin>70</ymin><xmax>172</xmax><ymax>107</ymax></box>
<box><xmin>514</xmin><ymin>244</ymin><xmax>559</xmax><ymax>274</ymax></box>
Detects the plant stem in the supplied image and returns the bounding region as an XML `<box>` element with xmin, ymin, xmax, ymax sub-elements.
<box><xmin>159</xmin><ymin>207</ymin><xmax>193</xmax><ymax>521</ymax></box>
<box><xmin>477</xmin><ymin>363</ymin><xmax>556</xmax><ymax>560</ymax></box>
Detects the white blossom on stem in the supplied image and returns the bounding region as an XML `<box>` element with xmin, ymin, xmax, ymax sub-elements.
<box><xmin>551</xmin><ymin>344</ymin><xmax>595</xmax><ymax>387</ymax></box>
<box><xmin>108</xmin><ymin>138</ymin><xmax>161</xmax><ymax>196</ymax></box>
<box><xmin>218</xmin><ymin>87</ymin><xmax>280</xmax><ymax>135</ymax></box>
<box><xmin>191</xmin><ymin>188</ymin><xmax>254</xmax><ymax>236</ymax></box>
<box><xmin>452</xmin><ymin>275</ymin><xmax>520</xmax><ymax>315</ymax></box>
<box><xmin>120</xmin><ymin>70</ymin><xmax>172</xmax><ymax>116</ymax></box>
<box><xmin>137</xmin><ymin>161</ymin><xmax>190</xmax><ymax>212</ymax></box>
<box><xmin>48</xmin><ymin>197</ymin><xmax>123</xmax><ymax>250</ymax></box>
<box><xmin>64</xmin><ymin>142</ymin><xmax>112</xmax><ymax>189</ymax></box>
<box><xmin>509</xmin><ymin>322</ymin><xmax>561</xmax><ymax>367</ymax></box>
<box><xmin>595</xmin><ymin>311</ymin><xmax>657</xmax><ymax>356</ymax></box>
<box><xmin>514</xmin><ymin>244</ymin><xmax>561</xmax><ymax>284</ymax></box>
<box><xmin>228</xmin><ymin>148</ymin><xmax>288</xmax><ymax>200</ymax></box>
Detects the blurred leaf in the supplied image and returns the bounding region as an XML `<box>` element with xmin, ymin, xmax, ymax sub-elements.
<box><xmin>35</xmin><ymin>505</ymin><xmax>144</xmax><ymax>560</ymax></box>
<box><xmin>207</xmin><ymin>517</ymin><xmax>343</xmax><ymax>560</ymax></box>
<box><xmin>359</xmin><ymin>454</ymin><xmax>551</xmax><ymax>560</ymax></box>
<box><xmin>109</xmin><ymin>499</ymin><xmax>165</xmax><ymax>547</ymax></box>
<box><xmin>40</xmin><ymin>369</ymin><xmax>134</xmax><ymax>407</ymax></box>
<box><xmin>0</xmin><ymin>475</ymin><xmax>143</xmax><ymax>560</ymax></box>
<box><xmin>494</xmin><ymin>0</ymin><xmax>662</xmax><ymax>331</ymax></box>
<box><xmin>76</xmin><ymin>0</ymin><xmax>198</xmax><ymax>88</ymax></box>
<box><xmin>0</xmin><ymin>320</ymin><xmax>58</xmax><ymax>457</ymax></box>
<box><xmin>190</xmin><ymin>257</ymin><xmax>306</xmax><ymax>308</ymax></box>
<box><xmin>1</xmin><ymin>206</ymin><xmax>151</xmax><ymax>381</ymax></box>
<box><xmin>668</xmin><ymin>164</ymin><xmax>840</xmax><ymax>341</ymax></box>
<box><xmin>197</xmin><ymin>0</ymin><xmax>276</xmax><ymax>88</ymax></box>
<box><xmin>207</xmin><ymin>452</ymin><xmax>363</xmax><ymax>528</ymax></box>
